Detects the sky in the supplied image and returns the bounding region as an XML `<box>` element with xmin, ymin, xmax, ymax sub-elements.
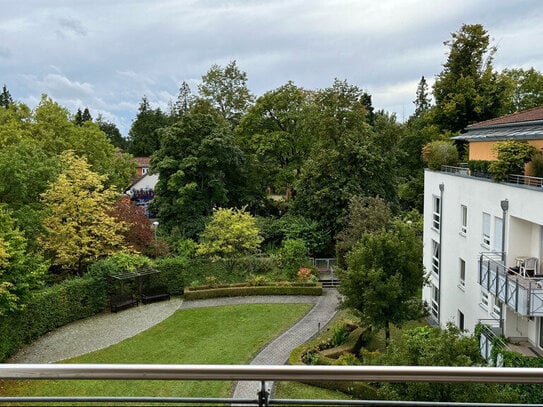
<box><xmin>1</xmin><ymin>0</ymin><xmax>543</xmax><ymax>136</ymax></box>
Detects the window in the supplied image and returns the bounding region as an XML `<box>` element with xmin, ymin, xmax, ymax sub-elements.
<box><xmin>461</xmin><ymin>205</ymin><xmax>467</xmax><ymax>234</ymax></box>
<box><xmin>142</xmin><ymin>167</ymin><xmax>148</xmax><ymax>175</ymax></box>
<box><xmin>459</xmin><ymin>258</ymin><xmax>466</xmax><ymax>287</ymax></box>
<box><xmin>432</xmin><ymin>240</ymin><xmax>440</xmax><ymax>275</ymax></box>
<box><xmin>432</xmin><ymin>196</ymin><xmax>441</xmax><ymax>230</ymax></box>
<box><xmin>494</xmin><ymin>217</ymin><xmax>503</xmax><ymax>252</ymax></box>
<box><xmin>431</xmin><ymin>285</ymin><xmax>439</xmax><ymax>318</ymax></box>
<box><xmin>493</xmin><ymin>297</ymin><xmax>502</xmax><ymax>318</ymax></box>
<box><xmin>482</xmin><ymin>212</ymin><xmax>491</xmax><ymax>247</ymax></box>
<box><xmin>481</xmin><ymin>290</ymin><xmax>489</xmax><ymax>308</ymax></box>
<box><xmin>458</xmin><ymin>310</ymin><xmax>465</xmax><ymax>331</ymax></box>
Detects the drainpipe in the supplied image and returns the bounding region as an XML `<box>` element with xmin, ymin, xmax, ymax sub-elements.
<box><xmin>500</xmin><ymin>199</ymin><xmax>509</xmax><ymax>265</ymax></box>
<box><xmin>438</xmin><ymin>183</ymin><xmax>444</xmax><ymax>325</ymax></box>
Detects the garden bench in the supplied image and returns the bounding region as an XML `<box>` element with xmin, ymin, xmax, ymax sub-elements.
<box><xmin>110</xmin><ymin>293</ymin><xmax>138</xmax><ymax>313</ymax></box>
<box><xmin>141</xmin><ymin>287</ymin><xmax>170</xmax><ymax>304</ymax></box>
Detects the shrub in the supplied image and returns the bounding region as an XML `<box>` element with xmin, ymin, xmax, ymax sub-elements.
<box><xmin>488</xmin><ymin>140</ymin><xmax>536</xmax><ymax>181</ymax></box>
<box><xmin>154</xmin><ymin>256</ymin><xmax>188</xmax><ymax>295</ymax></box>
<box><xmin>276</xmin><ymin>239</ymin><xmax>311</xmax><ymax>277</ymax></box>
<box><xmin>0</xmin><ymin>274</ymin><xmax>108</xmax><ymax>361</ymax></box>
<box><xmin>530</xmin><ymin>151</ymin><xmax>543</xmax><ymax>178</ymax></box>
<box><xmin>183</xmin><ymin>283</ymin><xmax>322</xmax><ymax>300</ymax></box>
<box><xmin>422</xmin><ymin>140</ymin><xmax>459</xmax><ymax>170</ymax></box>
<box><xmin>467</xmin><ymin>160</ymin><xmax>492</xmax><ymax>176</ymax></box>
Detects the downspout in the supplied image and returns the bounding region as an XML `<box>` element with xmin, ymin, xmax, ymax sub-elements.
<box><xmin>500</xmin><ymin>199</ymin><xmax>509</xmax><ymax>265</ymax></box>
<box><xmin>438</xmin><ymin>183</ymin><xmax>444</xmax><ymax>325</ymax></box>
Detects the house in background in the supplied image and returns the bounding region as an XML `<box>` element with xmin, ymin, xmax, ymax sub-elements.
<box><xmin>126</xmin><ymin>157</ymin><xmax>158</xmax><ymax>217</ymax></box>
<box><xmin>422</xmin><ymin>106</ymin><xmax>543</xmax><ymax>360</ymax></box>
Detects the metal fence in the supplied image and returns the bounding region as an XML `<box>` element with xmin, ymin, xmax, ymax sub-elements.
<box><xmin>2</xmin><ymin>364</ymin><xmax>543</xmax><ymax>406</ymax></box>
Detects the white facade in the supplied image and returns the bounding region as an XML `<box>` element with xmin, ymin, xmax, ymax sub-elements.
<box><xmin>422</xmin><ymin>169</ymin><xmax>543</xmax><ymax>349</ymax></box>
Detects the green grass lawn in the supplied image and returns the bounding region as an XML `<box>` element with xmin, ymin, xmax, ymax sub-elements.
<box><xmin>1</xmin><ymin>303</ymin><xmax>311</xmax><ymax>399</ymax></box>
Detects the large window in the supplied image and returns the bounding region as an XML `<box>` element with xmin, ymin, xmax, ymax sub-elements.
<box><xmin>432</xmin><ymin>240</ymin><xmax>440</xmax><ymax>275</ymax></box>
<box><xmin>459</xmin><ymin>258</ymin><xmax>466</xmax><ymax>288</ymax></box>
<box><xmin>493</xmin><ymin>297</ymin><xmax>503</xmax><ymax>318</ymax></box>
<box><xmin>482</xmin><ymin>212</ymin><xmax>491</xmax><ymax>247</ymax></box>
<box><xmin>458</xmin><ymin>310</ymin><xmax>465</xmax><ymax>331</ymax></box>
<box><xmin>432</xmin><ymin>196</ymin><xmax>441</xmax><ymax>230</ymax></box>
<box><xmin>461</xmin><ymin>205</ymin><xmax>467</xmax><ymax>235</ymax></box>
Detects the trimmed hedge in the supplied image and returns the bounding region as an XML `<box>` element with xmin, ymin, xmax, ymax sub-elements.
<box><xmin>184</xmin><ymin>283</ymin><xmax>322</xmax><ymax>300</ymax></box>
<box><xmin>0</xmin><ymin>275</ymin><xmax>108</xmax><ymax>361</ymax></box>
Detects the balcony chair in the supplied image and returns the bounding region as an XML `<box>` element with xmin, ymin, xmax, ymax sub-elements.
<box><xmin>520</xmin><ymin>257</ymin><xmax>538</xmax><ymax>277</ymax></box>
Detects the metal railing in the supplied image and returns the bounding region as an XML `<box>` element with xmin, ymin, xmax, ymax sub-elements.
<box><xmin>440</xmin><ymin>166</ymin><xmax>543</xmax><ymax>190</ymax></box>
<box><xmin>2</xmin><ymin>364</ymin><xmax>543</xmax><ymax>406</ymax></box>
<box><xmin>508</xmin><ymin>174</ymin><xmax>543</xmax><ymax>188</ymax></box>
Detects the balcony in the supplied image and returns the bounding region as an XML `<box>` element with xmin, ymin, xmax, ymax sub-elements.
<box><xmin>441</xmin><ymin>166</ymin><xmax>543</xmax><ymax>191</ymax></box>
<box><xmin>479</xmin><ymin>252</ymin><xmax>543</xmax><ymax>317</ymax></box>
<box><xmin>2</xmin><ymin>364</ymin><xmax>543</xmax><ymax>406</ymax></box>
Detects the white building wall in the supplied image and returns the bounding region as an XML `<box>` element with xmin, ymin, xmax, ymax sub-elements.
<box><xmin>423</xmin><ymin>169</ymin><xmax>543</xmax><ymax>348</ymax></box>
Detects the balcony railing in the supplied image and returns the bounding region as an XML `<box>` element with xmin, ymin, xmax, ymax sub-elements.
<box><xmin>479</xmin><ymin>253</ymin><xmax>543</xmax><ymax>317</ymax></box>
<box><xmin>2</xmin><ymin>364</ymin><xmax>543</xmax><ymax>406</ymax></box>
<box><xmin>440</xmin><ymin>166</ymin><xmax>543</xmax><ymax>191</ymax></box>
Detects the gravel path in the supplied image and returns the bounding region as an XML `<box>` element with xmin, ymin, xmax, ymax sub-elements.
<box><xmin>7</xmin><ymin>290</ymin><xmax>341</xmax><ymax>404</ymax></box>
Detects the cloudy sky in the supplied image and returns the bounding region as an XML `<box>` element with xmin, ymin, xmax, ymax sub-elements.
<box><xmin>1</xmin><ymin>0</ymin><xmax>542</xmax><ymax>135</ymax></box>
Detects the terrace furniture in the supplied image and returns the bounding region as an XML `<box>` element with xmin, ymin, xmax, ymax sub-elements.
<box><xmin>110</xmin><ymin>293</ymin><xmax>138</xmax><ymax>313</ymax></box>
<box><xmin>141</xmin><ymin>286</ymin><xmax>170</xmax><ymax>304</ymax></box>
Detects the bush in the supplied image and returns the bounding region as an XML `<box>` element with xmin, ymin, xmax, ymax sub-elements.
<box><xmin>183</xmin><ymin>283</ymin><xmax>322</xmax><ymax>300</ymax></box>
<box><xmin>467</xmin><ymin>160</ymin><xmax>492</xmax><ymax>176</ymax></box>
<box><xmin>530</xmin><ymin>151</ymin><xmax>543</xmax><ymax>178</ymax></box>
<box><xmin>488</xmin><ymin>140</ymin><xmax>536</xmax><ymax>181</ymax></box>
<box><xmin>0</xmin><ymin>274</ymin><xmax>108</xmax><ymax>361</ymax></box>
<box><xmin>422</xmin><ymin>140</ymin><xmax>459</xmax><ymax>170</ymax></box>
<box><xmin>154</xmin><ymin>256</ymin><xmax>188</xmax><ymax>295</ymax></box>
<box><xmin>276</xmin><ymin>239</ymin><xmax>311</xmax><ymax>277</ymax></box>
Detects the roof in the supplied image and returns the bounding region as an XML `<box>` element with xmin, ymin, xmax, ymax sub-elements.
<box><xmin>453</xmin><ymin>106</ymin><xmax>543</xmax><ymax>142</ymax></box>
<box><xmin>133</xmin><ymin>157</ymin><xmax>150</xmax><ymax>167</ymax></box>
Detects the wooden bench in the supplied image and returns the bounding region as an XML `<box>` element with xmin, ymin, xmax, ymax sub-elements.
<box><xmin>110</xmin><ymin>293</ymin><xmax>138</xmax><ymax>313</ymax></box>
<box><xmin>141</xmin><ymin>287</ymin><xmax>170</xmax><ymax>304</ymax></box>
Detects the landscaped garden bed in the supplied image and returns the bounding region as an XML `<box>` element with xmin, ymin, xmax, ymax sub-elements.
<box><xmin>184</xmin><ymin>282</ymin><xmax>322</xmax><ymax>300</ymax></box>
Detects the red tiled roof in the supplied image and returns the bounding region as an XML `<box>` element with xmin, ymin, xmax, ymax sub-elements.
<box><xmin>133</xmin><ymin>157</ymin><xmax>150</xmax><ymax>167</ymax></box>
<box><xmin>468</xmin><ymin>106</ymin><xmax>543</xmax><ymax>128</ymax></box>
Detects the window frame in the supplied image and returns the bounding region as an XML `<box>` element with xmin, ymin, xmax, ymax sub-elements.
<box><xmin>460</xmin><ymin>205</ymin><xmax>467</xmax><ymax>235</ymax></box>
<box><xmin>432</xmin><ymin>195</ymin><xmax>441</xmax><ymax>230</ymax></box>
<box><xmin>459</xmin><ymin>258</ymin><xmax>466</xmax><ymax>288</ymax></box>
<box><xmin>482</xmin><ymin>212</ymin><xmax>491</xmax><ymax>247</ymax></box>
<box><xmin>431</xmin><ymin>240</ymin><xmax>440</xmax><ymax>275</ymax></box>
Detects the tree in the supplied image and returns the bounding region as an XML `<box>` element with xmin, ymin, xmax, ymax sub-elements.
<box><xmin>40</xmin><ymin>151</ymin><xmax>128</xmax><ymax>275</ymax></box>
<box><xmin>74</xmin><ymin>108</ymin><xmax>83</xmax><ymax>126</ymax></box>
<box><xmin>150</xmin><ymin>112</ymin><xmax>250</xmax><ymax>237</ymax></box>
<box><xmin>196</xmin><ymin>207</ymin><xmax>262</xmax><ymax>271</ymax></box>
<box><xmin>96</xmin><ymin>115</ymin><xmax>127</xmax><ymax>150</ymax></box>
<box><xmin>0</xmin><ymin>85</ymin><xmax>13</xmax><ymax>109</ymax></box>
<box><xmin>82</xmin><ymin>107</ymin><xmax>92</xmax><ymax>123</ymax></box>
<box><xmin>128</xmin><ymin>96</ymin><xmax>170</xmax><ymax>156</ymax></box>
<box><xmin>377</xmin><ymin>325</ymin><xmax>520</xmax><ymax>403</ymax></box>
<box><xmin>0</xmin><ymin>206</ymin><xmax>47</xmax><ymax>316</ymax></box>
<box><xmin>236</xmin><ymin>81</ymin><xmax>312</xmax><ymax>195</ymax></box>
<box><xmin>413</xmin><ymin>76</ymin><xmax>431</xmax><ymax>116</ymax></box>
<box><xmin>198</xmin><ymin>60</ymin><xmax>254</xmax><ymax>127</ymax></box>
<box><xmin>421</xmin><ymin>140</ymin><xmax>459</xmax><ymax>170</ymax></box>
<box><xmin>488</xmin><ymin>140</ymin><xmax>536</xmax><ymax>181</ymax></box>
<box><xmin>173</xmin><ymin>81</ymin><xmax>195</xmax><ymax>118</ymax></box>
<box><xmin>339</xmin><ymin>220</ymin><xmax>425</xmax><ymax>346</ymax></box>
<box><xmin>335</xmin><ymin>196</ymin><xmax>392</xmax><ymax>266</ymax></box>
<box><xmin>432</xmin><ymin>24</ymin><xmax>510</xmax><ymax>132</ymax></box>
<box><xmin>502</xmin><ymin>67</ymin><xmax>543</xmax><ymax>112</ymax></box>
<box><xmin>109</xmin><ymin>196</ymin><xmax>154</xmax><ymax>254</ymax></box>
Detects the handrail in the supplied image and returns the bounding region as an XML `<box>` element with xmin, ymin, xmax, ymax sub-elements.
<box><xmin>2</xmin><ymin>364</ymin><xmax>543</xmax><ymax>383</ymax></box>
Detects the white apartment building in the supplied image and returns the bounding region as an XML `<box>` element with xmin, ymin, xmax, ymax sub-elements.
<box><xmin>422</xmin><ymin>107</ymin><xmax>543</xmax><ymax>357</ymax></box>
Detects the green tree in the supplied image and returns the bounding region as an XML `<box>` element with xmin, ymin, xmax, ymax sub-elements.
<box><xmin>502</xmin><ymin>67</ymin><xmax>543</xmax><ymax>112</ymax></box>
<box><xmin>377</xmin><ymin>325</ymin><xmax>520</xmax><ymax>403</ymax></box>
<box><xmin>196</xmin><ymin>207</ymin><xmax>262</xmax><ymax>271</ymax></box>
<box><xmin>173</xmin><ymin>81</ymin><xmax>195</xmax><ymax>118</ymax></box>
<box><xmin>422</xmin><ymin>140</ymin><xmax>459</xmax><ymax>170</ymax></box>
<box><xmin>413</xmin><ymin>76</ymin><xmax>431</xmax><ymax>116</ymax></box>
<box><xmin>96</xmin><ymin>115</ymin><xmax>127</xmax><ymax>150</ymax></box>
<box><xmin>237</xmin><ymin>81</ymin><xmax>312</xmax><ymax>195</ymax></box>
<box><xmin>198</xmin><ymin>60</ymin><xmax>254</xmax><ymax>127</ymax></box>
<box><xmin>150</xmin><ymin>112</ymin><xmax>250</xmax><ymax>237</ymax></box>
<box><xmin>40</xmin><ymin>151</ymin><xmax>128</xmax><ymax>275</ymax></box>
<box><xmin>488</xmin><ymin>140</ymin><xmax>536</xmax><ymax>181</ymax></box>
<box><xmin>339</xmin><ymin>220</ymin><xmax>425</xmax><ymax>346</ymax></box>
<box><xmin>433</xmin><ymin>24</ymin><xmax>510</xmax><ymax>132</ymax></box>
<box><xmin>0</xmin><ymin>85</ymin><xmax>13</xmax><ymax>109</ymax></box>
<box><xmin>0</xmin><ymin>207</ymin><xmax>47</xmax><ymax>315</ymax></box>
<box><xmin>335</xmin><ymin>196</ymin><xmax>392</xmax><ymax>266</ymax></box>
<box><xmin>128</xmin><ymin>96</ymin><xmax>170</xmax><ymax>156</ymax></box>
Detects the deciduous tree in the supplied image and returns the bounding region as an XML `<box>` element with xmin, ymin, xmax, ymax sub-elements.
<box><xmin>40</xmin><ymin>152</ymin><xmax>128</xmax><ymax>275</ymax></box>
<box><xmin>339</xmin><ymin>220</ymin><xmax>425</xmax><ymax>346</ymax></box>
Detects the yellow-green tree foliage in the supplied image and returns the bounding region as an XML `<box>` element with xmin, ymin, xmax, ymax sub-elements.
<box><xmin>40</xmin><ymin>151</ymin><xmax>128</xmax><ymax>274</ymax></box>
<box><xmin>197</xmin><ymin>207</ymin><xmax>262</xmax><ymax>262</ymax></box>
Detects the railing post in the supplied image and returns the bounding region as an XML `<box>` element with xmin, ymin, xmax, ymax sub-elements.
<box><xmin>258</xmin><ymin>380</ymin><xmax>270</xmax><ymax>407</ymax></box>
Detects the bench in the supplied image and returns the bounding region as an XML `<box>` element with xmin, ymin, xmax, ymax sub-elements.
<box><xmin>110</xmin><ymin>293</ymin><xmax>138</xmax><ymax>313</ymax></box>
<box><xmin>141</xmin><ymin>287</ymin><xmax>170</xmax><ymax>304</ymax></box>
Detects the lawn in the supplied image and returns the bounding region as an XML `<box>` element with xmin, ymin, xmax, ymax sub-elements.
<box><xmin>1</xmin><ymin>303</ymin><xmax>311</xmax><ymax>399</ymax></box>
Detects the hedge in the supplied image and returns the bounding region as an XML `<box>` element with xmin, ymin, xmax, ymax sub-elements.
<box><xmin>0</xmin><ymin>275</ymin><xmax>109</xmax><ymax>361</ymax></box>
<box><xmin>184</xmin><ymin>283</ymin><xmax>322</xmax><ymax>300</ymax></box>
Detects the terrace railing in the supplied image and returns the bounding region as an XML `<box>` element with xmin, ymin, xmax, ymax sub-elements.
<box><xmin>2</xmin><ymin>364</ymin><xmax>543</xmax><ymax>406</ymax></box>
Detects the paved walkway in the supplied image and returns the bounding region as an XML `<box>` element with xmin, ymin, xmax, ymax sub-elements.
<box><xmin>7</xmin><ymin>290</ymin><xmax>340</xmax><ymax>404</ymax></box>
